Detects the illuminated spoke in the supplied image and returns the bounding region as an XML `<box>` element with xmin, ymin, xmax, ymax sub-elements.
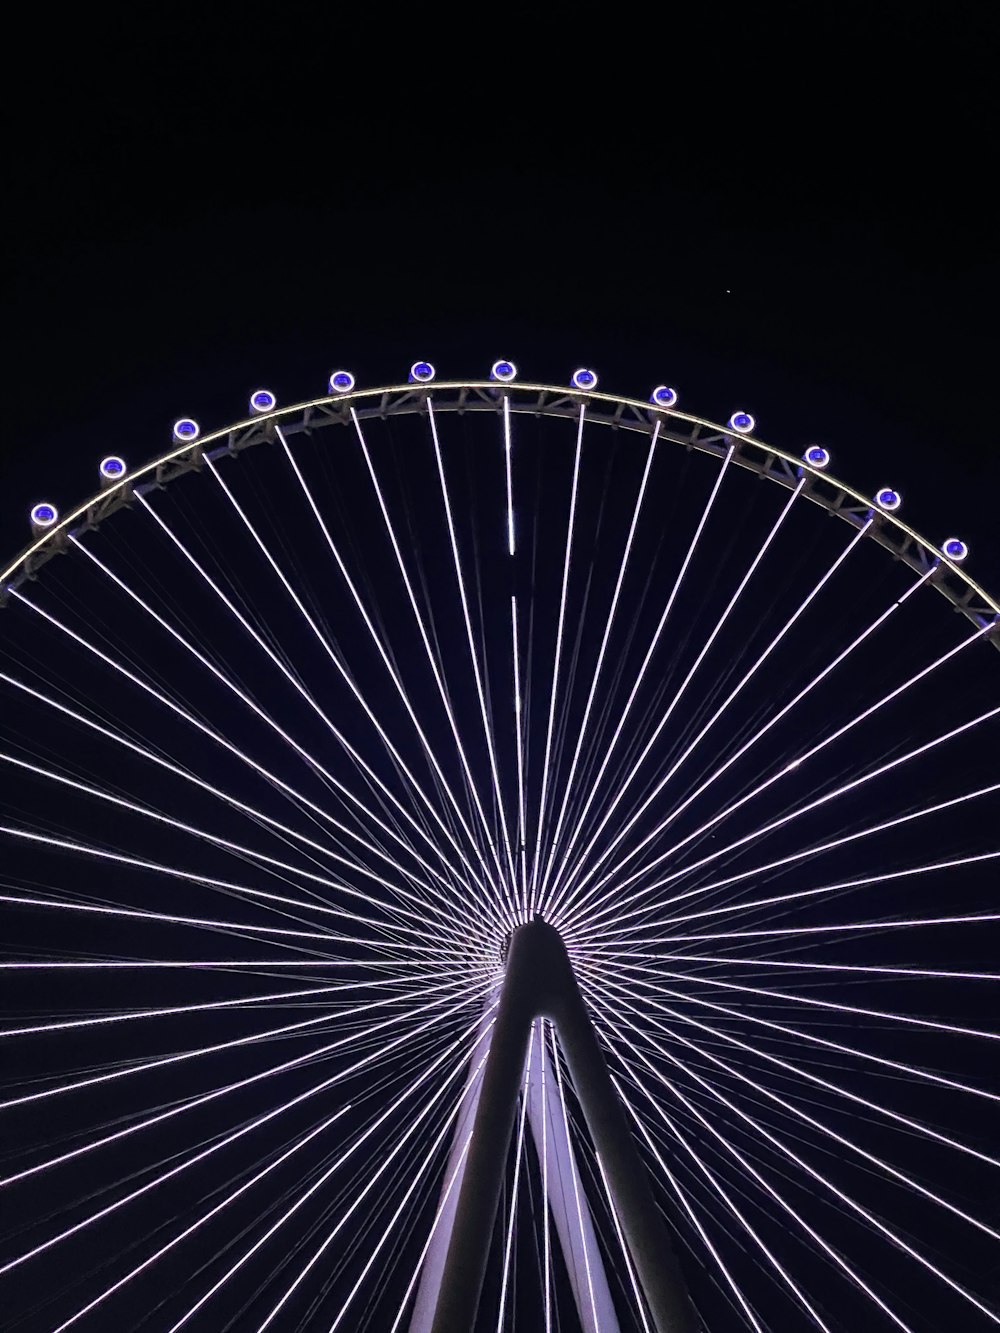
<box><xmin>0</xmin><ymin>666</ymin><xmax>463</xmax><ymax>923</ymax></box>
<box><xmin>553</xmin><ymin>475</ymin><xmax>806</xmax><ymax>920</ymax></box>
<box><xmin>582</xmin><ymin>850</ymin><xmax>1000</xmax><ymax>952</ymax></box>
<box><xmin>0</xmin><ymin>972</ymin><xmax>488</xmax><ymax>1115</ymax></box>
<box><xmin>50</xmin><ymin>1104</ymin><xmax>354</xmax><ymax>1332</ymax></box>
<box><xmin>426</xmin><ymin>399</ymin><xmax>519</xmax><ymax>902</ymax></box>
<box><xmin>592</xmin><ymin>968</ymin><xmax>1000</xmax><ymax>1241</ymax></box>
<box><xmin>530</xmin><ymin>405</ymin><xmax>585</xmax><ymax>912</ymax></box>
<box><xmin>571</xmin><ymin>696</ymin><xmax>1000</xmax><ymax>936</ymax></box>
<box><xmin>590</xmin><ymin>986</ymin><xmax>999</xmax><ymax>1325</ymax></box>
<box><xmin>275</xmin><ymin>425</ymin><xmax>509</xmax><ymax>911</ymax></box>
<box><xmin>351</xmin><ymin>407</ymin><xmax>513</xmax><ymax>907</ymax></box>
<box><xmin>539</xmin><ymin>421</ymin><xmax>661</xmax><ymax>904</ymax></box>
<box><xmin>588</xmin><ymin>786</ymin><xmax>1000</xmax><ymax>936</ymax></box>
<box><xmin>576</xmin><ymin>961</ymin><xmax>1000</xmax><ymax>1168</ymax></box>
<box><xmin>609</xmin><ymin>1058</ymin><xmax>898</xmax><ymax>1331</ymax></box>
<box><xmin>580</xmin><ymin>957</ymin><xmax>1000</xmax><ymax>1103</ymax></box>
<box><xmin>8</xmin><ymin>591</ymin><xmax>488</xmax><ymax>930</ymax></box>
<box><xmin>545</xmin><ymin>443</ymin><xmax>736</xmax><ymax>914</ymax></box>
<box><xmin>0</xmin><ymin>748</ymin><xmax>475</xmax><ymax>947</ymax></box>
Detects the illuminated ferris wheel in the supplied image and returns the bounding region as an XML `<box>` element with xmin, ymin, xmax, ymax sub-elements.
<box><xmin>1</xmin><ymin>361</ymin><xmax>998</xmax><ymax>1331</ymax></box>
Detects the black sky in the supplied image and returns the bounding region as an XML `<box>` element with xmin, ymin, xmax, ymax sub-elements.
<box><xmin>5</xmin><ymin>4</ymin><xmax>999</xmax><ymax>572</ymax></box>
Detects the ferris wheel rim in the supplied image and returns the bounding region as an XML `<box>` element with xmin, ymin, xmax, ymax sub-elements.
<box><xmin>2</xmin><ymin>379</ymin><xmax>999</xmax><ymax>1330</ymax></box>
<box><xmin>2</xmin><ymin>379</ymin><xmax>997</xmax><ymax>647</ymax></box>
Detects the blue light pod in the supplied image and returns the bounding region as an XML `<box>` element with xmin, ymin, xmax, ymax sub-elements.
<box><xmin>329</xmin><ymin>371</ymin><xmax>355</xmax><ymax>394</ymax></box>
<box><xmin>728</xmin><ymin>411</ymin><xmax>755</xmax><ymax>434</ymax></box>
<box><xmin>30</xmin><ymin>502</ymin><xmax>58</xmax><ymax>529</ymax></box>
<box><xmin>99</xmin><ymin>456</ymin><xmax>127</xmax><ymax>482</ymax></box>
<box><xmin>173</xmin><ymin>419</ymin><xmax>200</xmax><ymax>443</ymax></box>
<box><xmin>249</xmin><ymin>389</ymin><xmax>276</xmax><ymax>414</ymax></box>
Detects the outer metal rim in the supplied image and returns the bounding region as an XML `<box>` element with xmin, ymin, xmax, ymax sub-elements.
<box><xmin>3</xmin><ymin>381</ymin><xmax>997</xmax><ymax>647</ymax></box>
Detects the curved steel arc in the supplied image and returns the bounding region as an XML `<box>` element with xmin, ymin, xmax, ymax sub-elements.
<box><xmin>3</xmin><ymin>383</ymin><xmax>996</xmax><ymax>647</ymax></box>
<box><xmin>428</xmin><ymin>918</ymin><xmax>700</xmax><ymax>1333</ymax></box>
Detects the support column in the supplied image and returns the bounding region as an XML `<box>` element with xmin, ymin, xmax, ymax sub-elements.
<box><xmin>525</xmin><ymin>1029</ymin><xmax>621</xmax><ymax>1333</ymax></box>
<box><xmin>408</xmin><ymin>998</ymin><xmax>497</xmax><ymax>1332</ymax></box>
<box><xmin>429</xmin><ymin>918</ymin><xmax>699</xmax><ymax>1333</ymax></box>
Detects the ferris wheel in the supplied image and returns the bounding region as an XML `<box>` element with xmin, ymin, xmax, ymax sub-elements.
<box><xmin>0</xmin><ymin>362</ymin><xmax>998</xmax><ymax>1332</ymax></box>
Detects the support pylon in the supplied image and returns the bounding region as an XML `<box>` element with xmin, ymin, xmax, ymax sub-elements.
<box><xmin>429</xmin><ymin>917</ymin><xmax>699</xmax><ymax>1332</ymax></box>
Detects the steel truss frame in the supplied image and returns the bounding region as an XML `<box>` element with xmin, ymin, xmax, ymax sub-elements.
<box><xmin>3</xmin><ymin>382</ymin><xmax>997</xmax><ymax>648</ymax></box>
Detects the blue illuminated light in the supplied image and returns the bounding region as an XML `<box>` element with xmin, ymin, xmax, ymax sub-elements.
<box><xmin>875</xmin><ymin>487</ymin><xmax>901</xmax><ymax>511</ymax></box>
<box><xmin>31</xmin><ymin>503</ymin><xmax>58</xmax><ymax>527</ymax></box>
<box><xmin>491</xmin><ymin>359</ymin><xmax>517</xmax><ymax>382</ymax></box>
<box><xmin>804</xmin><ymin>445</ymin><xmax>830</xmax><ymax>469</ymax></box>
<box><xmin>173</xmin><ymin>418</ymin><xmax>200</xmax><ymax>443</ymax></box>
<box><xmin>728</xmin><ymin>411</ymin><xmax>755</xmax><ymax>434</ymax></box>
<box><xmin>99</xmin><ymin>456</ymin><xmax>127</xmax><ymax>480</ymax></box>
<box><xmin>571</xmin><ymin>368</ymin><xmax>597</xmax><ymax>389</ymax></box>
<box><xmin>409</xmin><ymin>362</ymin><xmax>436</xmax><ymax>383</ymax></box>
<box><xmin>250</xmin><ymin>389</ymin><xmax>276</xmax><ymax>413</ymax></box>
<box><xmin>329</xmin><ymin>371</ymin><xmax>355</xmax><ymax>394</ymax></box>
<box><xmin>943</xmin><ymin>538</ymin><xmax>968</xmax><ymax>562</ymax></box>
<box><xmin>651</xmin><ymin>385</ymin><xmax>678</xmax><ymax>408</ymax></box>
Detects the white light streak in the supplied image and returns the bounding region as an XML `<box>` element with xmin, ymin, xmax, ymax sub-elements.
<box><xmin>544</xmin><ymin>444</ymin><xmax>735</xmax><ymax>914</ymax></box>
<box><xmin>599</xmin><ymin>791</ymin><xmax>1000</xmax><ymax>935</ymax></box>
<box><xmin>425</xmin><ymin>399</ymin><xmax>520</xmax><ymax>904</ymax></box>
<box><xmin>623</xmin><ymin>1112</ymin><xmax>765</xmax><ymax>1333</ymax></box>
<box><xmin>512</xmin><ymin>592</ymin><xmax>528</xmax><ymax>916</ymax></box>
<box><xmin>560</xmin><ymin>565</ymin><xmax>947</xmax><ymax>928</ymax></box>
<box><xmin>497</xmin><ymin>1023</ymin><xmax>536</xmax><ymax>1330</ymax></box>
<box><xmin>594</xmin><ymin>1152</ymin><xmax>652</xmax><ymax>1333</ymax></box>
<box><xmin>594</xmin><ymin>987</ymin><xmax>998</xmax><ymax>1325</ymax></box>
<box><xmin>258</xmin><ymin>1036</ymin><xmax>494</xmax><ymax>1331</ymax></box>
<box><xmin>552</xmin><ymin>476</ymin><xmax>806</xmax><ymax>920</ymax></box>
<box><xmin>598</xmin><ymin>970</ymin><xmax>1000</xmax><ymax>1241</ymax></box>
<box><xmin>8</xmin><ymin>593</ymin><xmax>488</xmax><ymax>935</ymax></box>
<box><xmin>608</xmin><ymin>1072</ymin><xmax>833</xmax><ymax>1330</ymax></box>
<box><xmin>582</xmin><ymin>958</ymin><xmax>1000</xmax><ymax>1103</ymax></box>
<box><xmin>0</xmin><ymin>748</ymin><xmax>469</xmax><ymax>947</ymax></box>
<box><xmin>531</xmin><ymin>406</ymin><xmax>586</xmax><ymax>913</ymax></box>
<box><xmin>0</xmin><ymin>970</ymin><xmax>488</xmax><ymax>1117</ymax></box>
<box><xmin>555</xmin><ymin>517</ymin><xmax>871</xmax><ymax>916</ymax></box>
<box><xmin>539</xmin><ymin>422</ymin><xmax>661</xmax><ymax>903</ymax></box>
<box><xmin>542</xmin><ymin>1018</ymin><xmax>552</xmax><ymax>1333</ymax></box>
<box><xmin>573</xmin><ymin>697</ymin><xmax>1000</xmax><ymax>936</ymax></box>
<box><xmin>276</xmin><ymin>425</ymin><xmax>509</xmax><ymax>905</ymax></box>
<box><xmin>50</xmin><ymin>1104</ymin><xmax>353</xmax><ymax>1331</ymax></box>
<box><xmin>586</xmin><ymin>850</ymin><xmax>1000</xmax><ymax>954</ymax></box>
<box><xmin>349</xmin><ymin>407</ymin><xmax>517</xmax><ymax>913</ymax></box>
<box><xmin>595</xmin><ymin>1000</ymin><xmax>912</xmax><ymax>1332</ymax></box>
<box><xmin>0</xmin><ymin>824</ymin><xmax>415</xmax><ymax>944</ymax></box>
<box><xmin>503</xmin><ymin>393</ymin><xmax>516</xmax><ymax>557</ymax></box>
<box><xmin>118</xmin><ymin>501</ymin><xmax>504</xmax><ymax>934</ymax></box>
<box><xmin>0</xmin><ymin>667</ymin><xmax>461</xmax><ymax>929</ymax></box>
<box><xmin>169</xmin><ymin>1016</ymin><xmax>488</xmax><ymax>1332</ymax></box>
<box><xmin>576</xmin><ymin>961</ymin><xmax>1000</xmax><ymax>1169</ymax></box>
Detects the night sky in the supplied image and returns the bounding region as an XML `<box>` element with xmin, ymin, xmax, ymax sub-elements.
<box><xmin>5</xmin><ymin>8</ymin><xmax>999</xmax><ymax>557</ymax></box>
<box><xmin>4</xmin><ymin>5</ymin><xmax>999</xmax><ymax>1332</ymax></box>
